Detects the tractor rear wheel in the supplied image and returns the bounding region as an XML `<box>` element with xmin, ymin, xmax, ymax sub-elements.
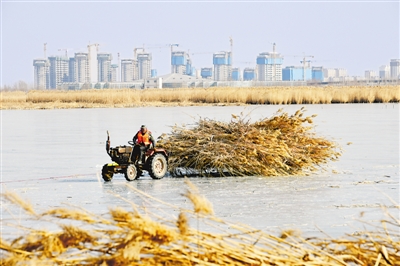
<box><xmin>102</xmin><ymin>164</ymin><xmax>114</xmax><ymax>182</ymax></box>
<box><xmin>148</xmin><ymin>153</ymin><xmax>168</xmax><ymax>179</ymax></box>
<box><xmin>124</xmin><ymin>164</ymin><xmax>140</xmax><ymax>181</ymax></box>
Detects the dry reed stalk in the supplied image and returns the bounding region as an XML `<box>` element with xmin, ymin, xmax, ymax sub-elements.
<box><xmin>1</xmin><ymin>182</ymin><xmax>399</xmax><ymax>265</ymax></box>
<box><xmin>158</xmin><ymin>107</ymin><xmax>342</xmax><ymax>177</ymax></box>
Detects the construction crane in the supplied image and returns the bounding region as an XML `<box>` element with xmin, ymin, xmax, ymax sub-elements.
<box><xmin>58</xmin><ymin>48</ymin><xmax>70</xmax><ymax>57</ymax></box>
<box><xmin>271</xmin><ymin>43</ymin><xmax>277</xmax><ymax>81</ymax></box>
<box><xmin>285</xmin><ymin>53</ymin><xmax>314</xmax><ymax>81</ymax></box>
<box><xmin>191</xmin><ymin>51</ymin><xmax>214</xmax><ymax>56</ymax></box>
<box><xmin>134</xmin><ymin>47</ymin><xmax>145</xmax><ymax>59</ymax></box>
<box><xmin>229</xmin><ymin>36</ymin><xmax>233</xmax><ymax>67</ymax></box>
<box><xmin>44</xmin><ymin>43</ymin><xmax>47</xmax><ymax>59</ymax></box>
<box><xmin>300</xmin><ymin>54</ymin><xmax>314</xmax><ymax>81</ymax></box>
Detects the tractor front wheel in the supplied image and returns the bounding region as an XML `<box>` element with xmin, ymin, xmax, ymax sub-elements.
<box><xmin>148</xmin><ymin>153</ymin><xmax>168</xmax><ymax>179</ymax></box>
<box><xmin>124</xmin><ymin>164</ymin><xmax>140</xmax><ymax>181</ymax></box>
<box><xmin>102</xmin><ymin>164</ymin><xmax>114</xmax><ymax>182</ymax></box>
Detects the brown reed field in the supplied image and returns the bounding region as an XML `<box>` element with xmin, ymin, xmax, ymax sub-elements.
<box><xmin>1</xmin><ymin>180</ymin><xmax>399</xmax><ymax>265</ymax></box>
<box><xmin>1</xmin><ymin>85</ymin><xmax>399</xmax><ymax>109</ymax></box>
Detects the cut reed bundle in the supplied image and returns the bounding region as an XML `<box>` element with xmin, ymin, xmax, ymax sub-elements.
<box><xmin>158</xmin><ymin>108</ymin><xmax>342</xmax><ymax>177</ymax></box>
<box><xmin>1</xmin><ymin>182</ymin><xmax>399</xmax><ymax>265</ymax></box>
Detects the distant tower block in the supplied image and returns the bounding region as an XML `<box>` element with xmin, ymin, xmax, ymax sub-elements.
<box><xmin>201</xmin><ymin>68</ymin><xmax>213</xmax><ymax>79</ymax></box>
<box><xmin>390</xmin><ymin>59</ymin><xmax>400</xmax><ymax>79</ymax></box>
<box><xmin>74</xmin><ymin>53</ymin><xmax>90</xmax><ymax>83</ymax></box>
<box><xmin>110</xmin><ymin>64</ymin><xmax>119</xmax><ymax>82</ymax></box>
<box><xmin>213</xmin><ymin>51</ymin><xmax>231</xmax><ymax>81</ymax></box>
<box><xmin>121</xmin><ymin>59</ymin><xmax>135</xmax><ymax>82</ymax></box>
<box><xmin>137</xmin><ymin>52</ymin><xmax>152</xmax><ymax>80</ymax></box>
<box><xmin>33</xmin><ymin>59</ymin><xmax>49</xmax><ymax>89</ymax></box>
<box><xmin>171</xmin><ymin>51</ymin><xmax>187</xmax><ymax>74</ymax></box>
<box><xmin>256</xmin><ymin>43</ymin><xmax>283</xmax><ymax>81</ymax></box>
<box><xmin>48</xmin><ymin>56</ymin><xmax>69</xmax><ymax>89</ymax></box>
<box><xmin>231</xmin><ymin>68</ymin><xmax>241</xmax><ymax>81</ymax></box>
<box><xmin>97</xmin><ymin>53</ymin><xmax>113</xmax><ymax>82</ymax></box>
<box><xmin>243</xmin><ymin>68</ymin><xmax>256</xmax><ymax>81</ymax></box>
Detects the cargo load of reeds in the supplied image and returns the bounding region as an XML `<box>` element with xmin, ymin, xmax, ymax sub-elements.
<box><xmin>1</xmin><ymin>182</ymin><xmax>399</xmax><ymax>265</ymax></box>
<box><xmin>157</xmin><ymin>108</ymin><xmax>342</xmax><ymax>177</ymax></box>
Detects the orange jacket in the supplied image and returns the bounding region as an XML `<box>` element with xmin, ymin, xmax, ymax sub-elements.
<box><xmin>134</xmin><ymin>131</ymin><xmax>153</xmax><ymax>146</ymax></box>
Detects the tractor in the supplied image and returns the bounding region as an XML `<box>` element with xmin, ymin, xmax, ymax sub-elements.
<box><xmin>101</xmin><ymin>131</ymin><xmax>168</xmax><ymax>181</ymax></box>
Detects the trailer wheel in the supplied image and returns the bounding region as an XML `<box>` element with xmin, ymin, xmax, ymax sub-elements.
<box><xmin>148</xmin><ymin>153</ymin><xmax>168</xmax><ymax>179</ymax></box>
<box><xmin>124</xmin><ymin>164</ymin><xmax>140</xmax><ymax>181</ymax></box>
<box><xmin>102</xmin><ymin>164</ymin><xmax>114</xmax><ymax>182</ymax></box>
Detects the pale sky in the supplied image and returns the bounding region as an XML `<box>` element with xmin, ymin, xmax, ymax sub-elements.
<box><xmin>1</xmin><ymin>0</ymin><xmax>399</xmax><ymax>86</ymax></box>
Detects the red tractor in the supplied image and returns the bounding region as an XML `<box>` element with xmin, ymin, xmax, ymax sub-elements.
<box><xmin>101</xmin><ymin>131</ymin><xmax>168</xmax><ymax>181</ymax></box>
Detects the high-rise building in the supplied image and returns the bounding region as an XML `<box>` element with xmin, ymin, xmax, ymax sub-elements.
<box><xmin>33</xmin><ymin>59</ymin><xmax>49</xmax><ymax>89</ymax></box>
<box><xmin>171</xmin><ymin>51</ymin><xmax>187</xmax><ymax>74</ymax></box>
<box><xmin>201</xmin><ymin>68</ymin><xmax>213</xmax><ymax>79</ymax></box>
<box><xmin>390</xmin><ymin>59</ymin><xmax>400</xmax><ymax>79</ymax></box>
<box><xmin>282</xmin><ymin>66</ymin><xmax>312</xmax><ymax>81</ymax></box>
<box><xmin>121</xmin><ymin>59</ymin><xmax>135</xmax><ymax>82</ymax></box>
<box><xmin>365</xmin><ymin>70</ymin><xmax>377</xmax><ymax>80</ymax></box>
<box><xmin>68</xmin><ymin>57</ymin><xmax>76</xmax><ymax>82</ymax></box>
<box><xmin>243</xmin><ymin>68</ymin><xmax>256</xmax><ymax>81</ymax></box>
<box><xmin>335</xmin><ymin>68</ymin><xmax>347</xmax><ymax>78</ymax></box>
<box><xmin>97</xmin><ymin>53</ymin><xmax>113</xmax><ymax>82</ymax></box>
<box><xmin>213</xmin><ymin>51</ymin><xmax>231</xmax><ymax>81</ymax></box>
<box><xmin>137</xmin><ymin>52</ymin><xmax>152</xmax><ymax>79</ymax></box>
<box><xmin>74</xmin><ymin>53</ymin><xmax>90</xmax><ymax>83</ymax></box>
<box><xmin>379</xmin><ymin>65</ymin><xmax>390</xmax><ymax>79</ymax></box>
<box><xmin>256</xmin><ymin>44</ymin><xmax>283</xmax><ymax>81</ymax></box>
<box><xmin>48</xmin><ymin>56</ymin><xmax>69</xmax><ymax>89</ymax></box>
<box><xmin>323</xmin><ymin>68</ymin><xmax>336</xmax><ymax>79</ymax></box>
<box><xmin>312</xmin><ymin>67</ymin><xmax>324</xmax><ymax>81</ymax></box>
<box><xmin>110</xmin><ymin>64</ymin><xmax>119</xmax><ymax>83</ymax></box>
<box><xmin>231</xmin><ymin>68</ymin><xmax>241</xmax><ymax>81</ymax></box>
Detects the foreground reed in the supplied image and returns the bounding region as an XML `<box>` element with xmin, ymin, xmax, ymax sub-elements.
<box><xmin>158</xmin><ymin>108</ymin><xmax>341</xmax><ymax>177</ymax></box>
<box><xmin>1</xmin><ymin>181</ymin><xmax>399</xmax><ymax>265</ymax></box>
<box><xmin>1</xmin><ymin>85</ymin><xmax>399</xmax><ymax>109</ymax></box>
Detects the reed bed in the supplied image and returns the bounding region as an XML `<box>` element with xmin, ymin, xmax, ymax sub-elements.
<box><xmin>157</xmin><ymin>108</ymin><xmax>341</xmax><ymax>177</ymax></box>
<box><xmin>1</xmin><ymin>181</ymin><xmax>399</xmax><ymax>265</ymax></box>
<box><xmin>1</xmin><ymin>85</ymin><xmax>399</xmax><ymax>109</ymax></box>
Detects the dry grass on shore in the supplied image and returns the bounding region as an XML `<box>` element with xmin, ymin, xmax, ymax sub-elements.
<box><xmin>1</xmin><ymin>181</ymin><xmax>399</xmax><ymax>265</ymax></box>
<box><xmin>1</xmin><ymin>85</ymin><xmax>399</xmax><ymax>109</ymax></box>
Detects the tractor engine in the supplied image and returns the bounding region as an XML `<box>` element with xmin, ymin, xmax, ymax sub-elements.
<box><xmin>108</xmin><ymin>145</ymin><xmax>133</xmax><ymax>164</ymax></box>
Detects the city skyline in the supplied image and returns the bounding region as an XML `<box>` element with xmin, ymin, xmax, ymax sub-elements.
<box><xmin>33</xmin><ymin>44</ymin><xmax>399</xmax><ymax>90</ymax></box>
<box><xmin>2</xmin><ymin>1</ymin><xmax>399</xmax><ymax>86</ymax></box>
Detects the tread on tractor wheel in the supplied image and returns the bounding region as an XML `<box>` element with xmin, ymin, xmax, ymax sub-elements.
<box><xmin>102</xmin><ymin>164</ymin><xmax>114</xmax><ymax>182</ymax></box>
<box><xmin>148</xmin><ymin>153</ymin><xmax>168</xmax><ymax>179</ymax></box>
<box><xmin>124</xmin><ymin>164</ymin><xmax>140</xmax><ymax>181</ymax></box>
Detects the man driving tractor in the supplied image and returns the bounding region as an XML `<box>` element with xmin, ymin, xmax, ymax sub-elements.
<box><xmin>131</xmin><ymin>125</ymin><xmax>156</xmax><ymax>165</ymax></box>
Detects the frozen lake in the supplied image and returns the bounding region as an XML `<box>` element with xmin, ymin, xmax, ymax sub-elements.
<box><xmin>1</xmin><ymin>104</ymin><xmax>399</xmax><ymax>238</ymax></box>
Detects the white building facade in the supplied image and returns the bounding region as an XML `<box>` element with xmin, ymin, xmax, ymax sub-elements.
<box><xmin>97</xmin><ymin>53</ymin><xmax>113</xmax><ymax>82</ymax></box>
<box><xmin>33</xmin><ymin>59</ymin><xmax>49</xmax><ymax>89</ymax></box>
<box><xmin>213</xmin><ymin>51</ymin><xmax>232</xmax><ymax>81</ymax></box>
<box><xmin>390</xmin><ymin>59</ymin><xmax>400</xmax><ymax>79</ymax></box>
<box><xmin>379</xmin><ymin>65</ymin><xmax>390</xmax><ymax>79</ymax></box>
<box><xmin>256</xmin><ymin>52</ymin><xmax>283</xmax><ymax>81</ymax></box>
<box><xmin>137</xmin><ymin>52</ymin><xmax>152</xmax><ymax>80</ymax></box>
<box><xmin>48</xmin><ymin>56</ymin><xmax>69</xmax><ymax>89</ymax></box>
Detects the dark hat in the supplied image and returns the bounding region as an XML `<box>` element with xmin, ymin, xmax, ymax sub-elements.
<box><xmin>141</xmin><ymin>125</ymin><xmax>146</xmax><ymax>129</ymax></box>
